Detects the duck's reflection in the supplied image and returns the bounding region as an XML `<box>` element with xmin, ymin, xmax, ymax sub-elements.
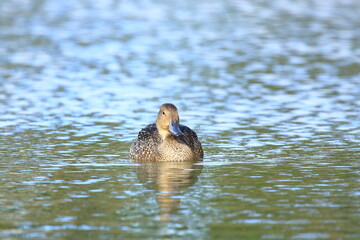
<box><xmin>135</xmin><ymin>161</ymin><xmax>203</xmax><ymax>221</ymax></box>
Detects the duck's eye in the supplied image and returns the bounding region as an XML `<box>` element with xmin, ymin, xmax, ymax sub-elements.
<box><xmin>162</xmin><ymin>112</ymin><xmax>165</xmax><ymax>115</ymax></box>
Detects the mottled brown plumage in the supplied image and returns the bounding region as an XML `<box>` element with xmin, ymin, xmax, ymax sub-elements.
<box><xmin>130</xmin><ymin>103</ymin><xmax>203</xmax><ymax>161</ymax></box>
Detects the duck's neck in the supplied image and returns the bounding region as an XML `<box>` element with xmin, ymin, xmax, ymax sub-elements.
<box><xmin>156</xmin><ymin>124</ymin><xmax>171</xmax><ymax>141</ymax></box>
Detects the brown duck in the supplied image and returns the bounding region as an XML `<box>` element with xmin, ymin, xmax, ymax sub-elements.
<box><xmin>130</xmin><ymin>103</ymin><xmax>203</xmax><ymax>161</ymax></box>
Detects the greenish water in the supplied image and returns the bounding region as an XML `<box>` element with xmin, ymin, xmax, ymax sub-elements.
<box><xmin>1</xmin><ymin>0</ymin><xmax>360</xmax><ymax>239</ymax></box>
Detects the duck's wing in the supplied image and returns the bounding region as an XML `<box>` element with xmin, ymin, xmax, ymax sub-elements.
<box><xmin>130</xmin><ymin>123</ymin><xmax>161</xmax><ymax>161</ymax></box>
<box><xmin>137</xmin><ymin>123</ymin><xmax>157</xmax><ymax>141</ymax></box>
<box><xmin>179</xmin><ymin>125</ymin><xmax>204</xmax><ymax>158</ymax></box>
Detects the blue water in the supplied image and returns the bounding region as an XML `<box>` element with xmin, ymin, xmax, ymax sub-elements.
<box><xmin>1</xmin><ymin>0</ymin><xmax>359</xmax><ymax>239</ymax></box>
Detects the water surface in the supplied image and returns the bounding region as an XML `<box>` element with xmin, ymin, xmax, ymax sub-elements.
<box><xmin>1</xmin><ymin>0</ymin><xmax>359</xmax><ymax>239</ymax></box>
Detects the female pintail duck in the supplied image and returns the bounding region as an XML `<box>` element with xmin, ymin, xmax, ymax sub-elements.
<box><xmin>130</xmin><ymin>103</ymin><xmax>203</xmax><ymax>161</ymax></box>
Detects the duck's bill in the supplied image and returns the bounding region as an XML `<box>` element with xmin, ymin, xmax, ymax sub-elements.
<box><xmin>169</xmin><ymin>119</ymin><xmax>183</xmax><ymax>136</ymax></box>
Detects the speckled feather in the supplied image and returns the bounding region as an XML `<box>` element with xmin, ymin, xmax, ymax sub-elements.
<box><xmin>130</xmin><ymin>124</ymin><xmax>161</xmax><ymax>161</ymax></box>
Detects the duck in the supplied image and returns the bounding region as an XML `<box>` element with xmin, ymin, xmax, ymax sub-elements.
<box><xmin>130</xmin><ymin>103</ymin><xmax>203</xmax><ymax>161</ymax></box>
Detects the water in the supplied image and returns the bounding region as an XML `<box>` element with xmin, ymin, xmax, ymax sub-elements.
<box><xmin>1</xmin><ymin>0</ymin><xmax>360</xmax><ymax>239</ymax></box>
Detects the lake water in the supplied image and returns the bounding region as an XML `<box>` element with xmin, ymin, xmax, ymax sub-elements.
<box><xmin>1</xmin><ymin>0</ymin><xmax>359</xmax><ymax>239</ymax></box>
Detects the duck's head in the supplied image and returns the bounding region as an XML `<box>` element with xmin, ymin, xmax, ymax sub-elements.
<box><xmin>156</xmin><ymin>103</ymin><xmax>183</xmax><ymax>139</ymax></box>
